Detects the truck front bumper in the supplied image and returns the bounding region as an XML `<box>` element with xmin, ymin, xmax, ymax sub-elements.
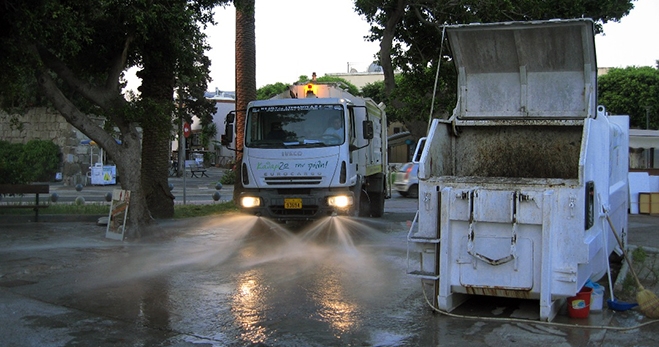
<box><xmin>238</xmin><ymin>188</ymin><xmax>356</xmax><ymax>221</ymax></box>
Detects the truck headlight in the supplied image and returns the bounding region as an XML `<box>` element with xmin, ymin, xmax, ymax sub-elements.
<box><xmin>240</xmin><ymin>196</ymin><xmax>261</xmax><ymax>208</ymax></box>
<box><xmin>328</xmin><ymin>195</ymin><xmax>352</xmax><ymax>209</ymax></box>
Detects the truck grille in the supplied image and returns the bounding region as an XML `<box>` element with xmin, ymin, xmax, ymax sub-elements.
<box><xmin>270</xmin><ymin>206</ymin><xmax>319</xmax><ymax>217</ymax></box>
<box><xmin>265</xmin><ymin>176</ymin><xmax>322</xmax><ymax>185</ymax></box>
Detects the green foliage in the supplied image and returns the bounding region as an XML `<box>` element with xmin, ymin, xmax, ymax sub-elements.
<box><xmin>256</xmin><ymin>76</ymin><xmax>362</xmax><ymax>101</ymax></box>
<box><xmin>0</xmin><ymin>141</ymin><xmax>25</xmax><ymax>184</ymax></box>
<box><xmin>21</xmin><ymin>140</ymin><xmax>61</xmax><ymax>182</ymax></box>
<box><xmin>354</xmin><ymin>0</ymin><xmax>635</xmax><ymax>128</ymax></box>
<box><xmin>361</xmin><ymin>63</ymin><xmax>457</xmax><ymax>126</ymax></box>
<box><xmin>257</xmin><ymin>82</ymin><xmax>290</xmax><ymax>100</ymax></box>
<box><xmin>598</xmin><ymin>66</ymin><xmax>659</xmax><ymax>129</ymax></box>
<box><xmin>220</xmin><ymin>168</ymin><xmax>236</xmax><ymax>185</ymax></box>
<box><xmin>389</xmin><ymin>64</ymin><xmax>457</xmax><ymax>124</ymax></box>
<box><xmin>361</xmin><ymin>80</ymin><xmax>387</xmax><ymax>105</ymax></box>
<box><xmin>0</xmin><ymin>140</ymin><xmax>60</xmax><ymax>184</ymax></box>
<box><xmin>313</xmin><ymin>76</ymin><xmax>361</xmax><ymax>96</ymax></box>
<box><xmin>633</xmin><ymin>247</ymin><xmax>648</xmax><ymax>264</ymax></box>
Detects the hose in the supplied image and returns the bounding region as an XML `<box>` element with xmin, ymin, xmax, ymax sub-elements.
<box><xmin>420</xmin><ymin>280</ymin><xmax>659</xmax><ymax>331</ymax></box>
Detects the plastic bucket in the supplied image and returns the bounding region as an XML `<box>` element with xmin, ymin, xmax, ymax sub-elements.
<box><xmin>567</xmin><ymin>287</ymin><xmax>593</xmax><ymax>318</ymax></box>
<box><xmin>590</xmin><ymin>285</ymin><xmax>604</xmax><ymax>311</ymax></box>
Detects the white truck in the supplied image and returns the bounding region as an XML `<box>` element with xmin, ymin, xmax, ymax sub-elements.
<box><xmin>223</xmin><ymin>81</ymin><xmax>389</xmax><ymax>221</ymax></box>
<box><xmin>406</xmin><ymin>19</ymin><xmax>629</xmax><ymax>321</ymax></box>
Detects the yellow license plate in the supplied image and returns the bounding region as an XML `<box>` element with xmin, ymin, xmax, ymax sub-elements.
<box><xmin>284</xmin><ymin>198</ymin><xmax>302</xmax><ymax>209</ymax></box>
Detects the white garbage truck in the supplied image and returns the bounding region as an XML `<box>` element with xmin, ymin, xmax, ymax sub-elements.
<box><xmin>406</xmin><ymin>19</ymin><xmax>629</xmax><ymax>321</ymax></box>
<box><xmin>223</xmin><ymin>81</ymin><xmax>389</xmax><ymax>221</ymax></box>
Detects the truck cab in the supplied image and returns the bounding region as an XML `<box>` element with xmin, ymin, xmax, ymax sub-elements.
<box><xmin>228</xmin><ymin>82</ymin><xmax>389</xmax><ymax>221</ymax></box>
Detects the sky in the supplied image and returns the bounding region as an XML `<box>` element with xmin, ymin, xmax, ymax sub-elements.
<box><xmin>204</xmin><ymin>0</ymin><xmax>381</xmax><ymax>91</ymax></box>
<box><xmin>126</xmin><ymin>0</ymin><xmax>659</xmax><ymax>93</ymax></box>
<box><xmin>594</xmin><ymin>0</ymin><xmax>659</xmax><ymax>69</ymax></box>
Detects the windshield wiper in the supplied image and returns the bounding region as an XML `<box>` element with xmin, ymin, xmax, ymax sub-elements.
<box><xmin>286</xmin><ymin>142</ymin><xmax>327</xmax><ymax>148</ymax></box>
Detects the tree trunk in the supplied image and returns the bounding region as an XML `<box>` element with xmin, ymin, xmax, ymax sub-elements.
<box><xmin>234</xmin><ymin>0</ymin><xmax>257</xmax><ymax>202</ymax></box>
<box><xmin>381</xmin><ymin>0</ymin><xmax>407</xmax><ymax>97</ymax></box>
<box><xmin>137</xmin><ymin>33</ymin><xmax>177</xmax><ymax>219</ymax></box>
<box><xmin>139</xmin><ymin>120</ymin><xmax>175</xmax><ymax>219</ymax></box>
<box><xmin>113</xmin><ymin>145</ymin><xmax>152</xmax><ymax>239</ymax></box>
<box><xmin>34</xmin><ymin>68</ymin><xmax>154</xmax><ymax>238</ymax></box>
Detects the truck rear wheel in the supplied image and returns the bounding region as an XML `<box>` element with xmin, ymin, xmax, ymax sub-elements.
<box><xmin>369</xmin><ymin>191</ymin><xmax>385</xmax><ymax>217</ymax></box>
<box><xmin>358</xmin><ymin>190</ymin><xmax>370</xmax><ymax>217</ymax></box>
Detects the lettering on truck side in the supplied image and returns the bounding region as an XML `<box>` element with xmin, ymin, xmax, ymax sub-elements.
<box><xmin>282</xmin><ymin>151</ymin><xmax>303</xmax><ymax>157</ymax></box>
<box><xmin>256</xmin><ymin>161</ymin><xmax>328</xmax><ymax>172</ymax></box>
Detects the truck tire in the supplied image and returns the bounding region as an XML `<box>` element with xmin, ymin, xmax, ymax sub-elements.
<box><xmin>358</xmin><ymin>190</ymin><xmax>370</xmax><ymax>217</ymax></box>
<box><xmin>369</xmin><ymin>191</ymin><xmax>385</xmax><ymax>217</ymax></box>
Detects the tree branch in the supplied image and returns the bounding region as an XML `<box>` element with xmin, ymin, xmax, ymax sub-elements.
<box><xmin>35</xmin><ymin>45</ymin><xmax>109</xmax><ymax>106</ymax></box>
<box><xmin>381</xmin><ymin>0</ymin><xmax>408</xmax><ymax>97</ymax></box>
<box><xmin>36</xmin><ymin>36</ymin><xmax>132</xmax><ymax>110</ymax></box>
<box><xmin>35</xmin><ymin>68</ymin><xmax>126</xmax><ymax>153</ymax></box>
<box><xmin>106</xmin><ymin>35</ymin><xmax>134</xmax><ymax>91</ymax></box>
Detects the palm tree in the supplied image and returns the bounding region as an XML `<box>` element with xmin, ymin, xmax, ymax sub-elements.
<box><xmin>233</xmin><ymin>0</ymin><xmax>256</xmax><ymax>201</ymax></box>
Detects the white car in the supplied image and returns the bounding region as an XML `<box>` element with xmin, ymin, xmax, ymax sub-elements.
<box><xmin>393</xmin><ymin>162</ymin><xmax>419</xmax><ymax>198</ymax></box>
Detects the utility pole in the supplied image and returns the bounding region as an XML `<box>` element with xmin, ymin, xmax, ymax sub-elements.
<box><xmin>646</xmin><ymin>106</ymin><xmax>652</xmax><ymax>168</ymax></box>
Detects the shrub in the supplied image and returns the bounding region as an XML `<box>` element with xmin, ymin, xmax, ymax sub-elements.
<box><xmin>20</xmin><ymin>140</ymin><xmax>61</xmax><ymax>182</ymax></box>
<box><xmin>0</xmin><ymin>140</ymin><xmax>60</xmax><ymax>184</ymax></box>
<box><xmin>220</xmin><ymin>167</ymin><xmax>236</xmax><ymax>185</ymax></box>
<box><xmin>0</xmin><ymin>141</ymin><xmax>23</xmax><ymax>184</ymax></box>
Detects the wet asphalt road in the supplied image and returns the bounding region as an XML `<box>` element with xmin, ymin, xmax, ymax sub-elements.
<box><xmin>2</xmin><ymin>193</ymin><xmax>659</xmax><ymax>346</ymax></box>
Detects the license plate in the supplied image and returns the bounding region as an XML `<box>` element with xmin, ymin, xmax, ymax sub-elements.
<box><xmin>284</xmin><ymin>198</ymin><xmax>302</xmax><ymax>209</ymax></box>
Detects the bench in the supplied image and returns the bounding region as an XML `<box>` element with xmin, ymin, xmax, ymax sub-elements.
<box><xmin>0</xmin><ymin>184</ymin><xmax>50</xmax><ymax>222</ymax></box>
<box><xmin>184</xmin><ymin>160</ymin><xmax>208</xmax><ymax>178</ymax></box>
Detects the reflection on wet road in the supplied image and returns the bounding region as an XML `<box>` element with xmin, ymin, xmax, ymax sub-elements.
<box><xmin>47</xmin><ymin>213</ymin><xmax>416</xmax><ymax>346</ymax></box>
<box><xmin>5</xmin><ymin>199</ymin><xmax>651</xmax><ymax>346</ymax></box>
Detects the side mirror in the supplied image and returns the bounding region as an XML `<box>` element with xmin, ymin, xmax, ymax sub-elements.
<box><xmin>363</xmin><ymin>120</ymin><xmax>374</xmax><ymax>140</ymax></box>
<box><xmin>225</xmin><ymin>112</ymin><xmax>235</xmax><ymax>124</ymax></box>
<box><xmin>221</xmin><ymin>111</ymin><xmax>235</xmax><ymax>146</ymax></box>
<box><xmin>412</xmin><ymin>137</ymin><xmax>427</xmax><ymax>163</ymax></box>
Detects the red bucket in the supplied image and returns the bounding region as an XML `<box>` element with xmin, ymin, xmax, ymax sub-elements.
<box><xmin>567</xmin><ymin>286</ymin><xmax>593</xmax><ymax>318</ymax></box>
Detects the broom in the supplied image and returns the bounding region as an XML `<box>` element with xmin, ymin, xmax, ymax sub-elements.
<box><xmin>605</xmin><ymin>213</ymin><xmax>659</xmax><ymax>318</ymax></box>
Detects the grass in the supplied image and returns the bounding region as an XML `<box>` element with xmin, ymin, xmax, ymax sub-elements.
<box><xmin>0</xmin><ymin>201</ymin><xmax>238</xmax><ymax>219</ymax></box>
<box><xmin>173</xmin><ymin>201</ymin><xmax>238</xmax><ymax>218</ymax></box>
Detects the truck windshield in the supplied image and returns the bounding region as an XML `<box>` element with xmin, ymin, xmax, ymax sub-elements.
<box><xmin>245</xmin><ymin>104</ymin><xmax>345</xmax><ymax>148</ymax></box>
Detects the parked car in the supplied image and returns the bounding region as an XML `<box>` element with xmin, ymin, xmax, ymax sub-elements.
<box><xmin>393</xmin><ymin>162</ymin><xmax>419</xmax><ymax>198</ymax></box>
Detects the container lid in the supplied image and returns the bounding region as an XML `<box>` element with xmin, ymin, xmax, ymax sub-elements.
<box><xmin>446</xmin><ymin>19</ymin><xmax>597</xmax><ymax>120</ymax></box>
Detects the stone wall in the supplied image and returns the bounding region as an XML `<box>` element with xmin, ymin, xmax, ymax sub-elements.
<box><xmin>0</xmin><ymin>108</ymin><xmax>98</xmax><ymax>186</ymax></box>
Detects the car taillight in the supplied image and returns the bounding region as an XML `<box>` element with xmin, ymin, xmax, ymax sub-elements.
<box><xmin>405</xmin><ymin>166</ymin><xmax>413</xmax><ymax>179</ymax></box>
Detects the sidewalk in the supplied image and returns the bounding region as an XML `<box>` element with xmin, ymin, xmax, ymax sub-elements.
<box><xmin>627</xmin><ymin>213</ymin><xmax>659</xmax><ymax>250</ymax></box>
<box><xmin>3</xmin><ymin>166</ymin><xmax>233</xmax><ymax>205</ymax></box>
<box><xmin>0</xmin><ymin>166</ymin><xmax>234</xmax><ymax>223</ymax></box>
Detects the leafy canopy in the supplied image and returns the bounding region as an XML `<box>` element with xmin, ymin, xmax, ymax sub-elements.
<box><xmin>354</xmin><ymin>0</ymin><xmax>636</xmax><ymax>129</ymax></box>
<box><xmin>598</xmin><ymin>66</ymin><xmax>659</xmax><ymax>129</ymax></box>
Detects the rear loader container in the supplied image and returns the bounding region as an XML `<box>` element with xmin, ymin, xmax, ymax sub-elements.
<box><xmin>406</xmin><ymin>19</ymin><xmax>629</xmax><ymax>321</ymax></box>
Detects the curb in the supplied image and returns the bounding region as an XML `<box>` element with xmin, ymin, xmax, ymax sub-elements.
<box><xmin>0</xmin><ymin>214</ymin><xmax>105</xmax><ymax>224</ymax></box>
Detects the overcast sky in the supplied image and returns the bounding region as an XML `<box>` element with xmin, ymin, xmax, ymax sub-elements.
<box><xmin>204</xmin><ymin>0</ymin><xmax>380</xmax><ymax>91</ymax></box>
<box><xmin>125</xmin><ymin>0</ymin><xmax>659</xmax><ymax>92</ymax></box>
<box><xmin>594</xmin><ymin>0</ymin><xmax>659</xmax><ymax>69</ymax></box>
